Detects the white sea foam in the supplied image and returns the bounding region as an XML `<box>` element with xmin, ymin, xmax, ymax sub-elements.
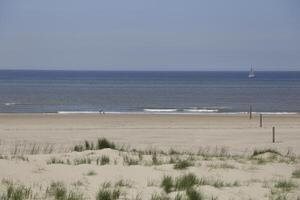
<box><xmin>252</xmin><ymin>112</ymin><xmax>298</xmax><ymax>115</ymax></box>
<box><xmin>184</xmin><ymin>108</ymin><xmax>218</xmax><ymax>113</ymax></box>
<box><xmin>57</xmin><ymin>111</ymin><xmax>101</xmax><ymax>114</ymax></box>
<box><xmin>144</xmin><ymin>109</ymin><xmax>177</xmax><ymax>112</ymax></box>
<box><xmin>4</xmin><ymin>102</ymin><xmax>16</xmax><ymax>106</ymax></box>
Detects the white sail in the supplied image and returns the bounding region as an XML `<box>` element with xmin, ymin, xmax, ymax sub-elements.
<box><xmin>248</xmin><ymin>67</ymin><xmax>255</xmax><ymax>78</ymax></box>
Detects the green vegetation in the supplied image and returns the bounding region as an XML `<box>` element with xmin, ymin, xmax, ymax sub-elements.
<box><xmin>186</xmin><ymin>188</ymin><xmax>204</xmax><ymax>200</ymax></box>
<box><xmin>150</xmin><ymin>193</ymin><xmax>170</xmax><ymax>200</ymax></box>
<box><xmin>73</xmin><ymin>144</ymin><xmax>84</xmax><ymax>152</ymax></box>
<box><xmin>46</xmin><ymin>181</ymin><xmax>84</xmax><ymax>200</ymax></box>
<box><xmin>161</xmin><ymin>176</ymin><xmax>173</xmax><ymax>193</ymax></box>
<box><xmin>252</xmin><ymin>149</ymin><xmax>282</xmax><ymax>157</ymax></box>
<box><xmin>86</xmin><ymin>170</ymin><xmax>97</xmax><ymax>176</ymax></box>
<box><xmin>74</xmin><ymin>138</ymin><xmax>116</xmax><ymax>152</ymax></box>
<box><xmin>123</xmin><ymin>155</ymin><xmax>139</xmax><ymax>165</ymax></box>
<box><xmin>0</xmin><ymin>182</ymin><xmax>32</xmax><ymax>200</ymax></box>
<box><xmin>292</xmin><ymin>169</ymin><xmax>300</xmax><ymax>178</ymax></box>
<box><xmin>97</xmin><ymin>156</ymin><xmax>110</xmax><ymax>165</ymax></box>
<box><xmin>47</xmin><ymin>157</ymin><xmax>65</xmax><ymax>165</ymax></box>
<box><xmin>96</xmin><ymin>187</ymin><xmax>120</xmax><ymax>200</ymax></box>
<box><xmin>249</xmin><ymin>149</ymin><xmax>285</xmax><ymax>165</ymax></box>
<box><xmin>174</xmin><ymin>159</ymin><xmax>193</xmax><ymax>170</ymax></box>
<box><xmin>152</xmin><ymin>153</ymin><xmax>161</xmax><ymax>165</ymax></box>
<box><xmin>206</xmin><ymin>162</ymin><xmax>235</xmax><ymax>170</ymax></box>
<box><xmin>114</xmin><ymin>179</ymin><xmax>132</xmax><ymax>188</ymax></box>
<box><xmin>160</xmin><ymin>173</ymin><xmax>240</xmax><ymax>194</ymax></box>
<box><xmin>73</xmin><ymin>157</ymin><xmax>91</xmax><ymax>165</ymax></box>
<box><xmin>96</xmin><ymin>138</ymin><xmax>116</xmax><ymax>150</ymax></box>
<box><xmin>175</xmin><ymin>173</ymin><xmax>198</xmax><ymax>190</ymax></box>
<box><xmin>274</xmin><ymin>180</ymin><xmax>297</xmax><ymax>192</ymax></box>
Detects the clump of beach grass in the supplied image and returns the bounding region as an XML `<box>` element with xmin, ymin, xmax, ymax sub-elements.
<box><xmin>173</xmin><ymin>159</ymin><xmax>194</xmax><ymax>170</ymax></box>
<box><xmin>86</xmin><ymin>170</ymin><xmax>97</xmax><ymax>176</ymax></box>
<box><xmin>114</xmin><ymin>179</ymin><xmax>133</xmax><ymax>188</ymax></box>
<box><xmin>97</xmin><ymin>155</ymin><xmax>110</xmax><ymax>165</ymax></box>
<box><xmin>150</xmin><ymin>192</ymin><xmax>170</xmax><ymax>200</ymax></box>
<box><xmin>252</xmin><ymin>149</ymin><xmax>282</xmax><ymax>157</ymax></box>
<box><xmin>96</xmin><ymin>187</ymin><xmax>120</xmax><ymax>200</ymax></box>
<box><xmin>161</xmin><ymin>176</ymin><xmax>173</xmax><ymax>193</ymax></box>
<box><xmin>186</xmin><ymin>188</ymin><xmax>204</xmax><ymax>200</ymax></box>
<box><xmin>152</xmin><ymin>153</ymin><xmax>161</xmax><ymax>165</ymax></box>
<box><xmin>74</xmin><ymin>138</ymin><xmax>116</xmax><ymax>152</ymax></box>
<box><xmin>123</xmin><ymin>155</ymin><xmax>139</xmax><ymax>165</ymax></box>
<box><xmin>161</xmin><ymin>173</ymin><xmax>240</xmax><ymax>193</ymax></box>
<box><xmin>96</xmin><ymin>138</ymin><xmax>116</xmax><ymax>150</ymax></box>
<box><xmin>0</xmin><ymin>181</ymin><xmax>32</xmax><ymax>200</ymax></box>
<box><xmin>73</xmin><ymin>157</ymin><xmax>91</xmax><ymax>165</ymax></box>
<box><xmin>73</xmin><ymin>144</ymin><xmax>84</xmax><ymax>152</ymax></box>
<box><xmin>206</xmin><ymin>162</ymin><xmax>235</xmax><ymax>170</ymax></box>
<box><xmin>274</xmin><ymin>180</ymin><xmax>297</xmax><ymax>192</ymax></box>
<box><xmin>249</xmin><ymin>149</ymin><xmax>283</xmax><ymax>165</ymax></box>
<box><xmin>84</xmin><ymin>140</ymin><xmax>94</xmax><ymax>150</ymax></box>
<box><xmin>292</xmin><ymin>169</ymin><xmax>300</xmax><ymax>178</ymax></box>
<box><xmin>46</xmin><ymin>181</ymin><xmax>84</xmax><ymax>200</ymax></box>
<box><xmin>175</xmin><ymin>173</ymin><xmax>199</xmax><ymax>191</ymax></box>
<box><xmin>47</xmin><ymin>157</ymin><xmax>66</xmax><ymax>165</ymax></box>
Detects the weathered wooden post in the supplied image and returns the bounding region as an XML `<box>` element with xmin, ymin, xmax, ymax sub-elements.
<box><xmin>272</xmin><ymin>127</ymin><xmax>275</xmax><ymax>143</ymax></box>
<box><xmin>260</xmin><ymin>114</ymin><xmax>263</xmax><ymax>128</ymax></box>
<box><xmin>249</xmin><ymin>105</ymin><xmax>252</xmax><ymax>119</ymax></box>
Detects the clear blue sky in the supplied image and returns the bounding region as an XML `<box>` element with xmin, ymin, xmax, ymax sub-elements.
<box><xmin>0</xmin><ymin>0</ymin><xmax>299</xmax><ymax>71</ymax></box>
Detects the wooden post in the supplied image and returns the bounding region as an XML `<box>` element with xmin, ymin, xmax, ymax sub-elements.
<box><xmin>249</xmin><ymin>105</ymin><xmax>252</xmax><ymax>119</ymax></box>
<box><xmin>272</xmin><ymin>127</ymin><xmax>275</xmax><ymax>143</ymax></box>
<box><xmin>260</xmin><ymin>114</ymin><xmax>263</xmax><ymax>128</ymax></box>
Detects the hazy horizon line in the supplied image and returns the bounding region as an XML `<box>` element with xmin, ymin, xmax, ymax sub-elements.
<box><xmin>0</xmin><ymin>68</ymin><xmax>299</xmax><ymax>72</ymax></box>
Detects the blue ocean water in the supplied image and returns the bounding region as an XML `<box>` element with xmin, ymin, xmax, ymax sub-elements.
<box><xmin>0</xmin><ymin>70</ymin><xmax>300</xmax><ymax>114</ymax></box>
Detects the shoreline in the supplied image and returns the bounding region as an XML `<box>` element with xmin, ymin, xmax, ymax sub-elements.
<box><xmin>0</xmin><ymin>111</ymin><xmax>299</xmax><ymax>116</ymax></box>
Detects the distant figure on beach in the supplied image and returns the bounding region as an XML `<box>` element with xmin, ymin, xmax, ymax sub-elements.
<box><xmin>99</xmin><ymin>109</ymin><xmax>105</xmax><ymax>114</ymax></box>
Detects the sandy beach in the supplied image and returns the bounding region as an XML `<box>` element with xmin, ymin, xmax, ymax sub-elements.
<box><xmin>0</xmin><ymin>113</ymin><xmax>300</xmax><ymax>199</ymax></box>
<box><xmin>1</xmin><ymin>113</ymin><xmax>300</xmax><ymax>154</ymax></box>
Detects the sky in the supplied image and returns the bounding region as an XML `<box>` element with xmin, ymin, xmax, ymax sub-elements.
<box><xmin>0</xmin><ymin>0</ymin><xmax>299</xmax><ymax>71</ymax></box>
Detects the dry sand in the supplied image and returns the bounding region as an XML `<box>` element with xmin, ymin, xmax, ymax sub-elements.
<box><xmin>0</xmin><ymin>113</ymin><xmax>300</xmax><ymax>199</ymax></box>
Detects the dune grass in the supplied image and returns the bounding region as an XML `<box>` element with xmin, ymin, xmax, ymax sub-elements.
<box><xmin>97</xmin><ymin>156</ymin><xmax>110</xmax><ymax>165</ymax></box>
<box><xmin>186</xmin><ymin>188</ymin><xmax>204</xmax><ymax>200</ymax></box>
<box><xmin>173</xmin><ymin>159</ymin><xmax>194</xmax><ymax>170</ymax></box>
<box><xmin>0</xmin><ymin>181</ymin><xmax>32</xmax><ymax>200</ymax></box>
<box><xmin>96</xmin><ymin>187</ymin><xmax>120</xmax><ymax>200</ymax></box>
<box><xmin>292</xmin><ymin>169</ymin><xmax>300</xmax><ymax>178</ymax></box>
<box><xmin>96</xmin><ymin>138</ymin><xmax>116</xmax><ymax>150</ymax></box>
<box><xmin>73</xmin><ymin>157</ymin><xmax>92</xmax><ymax>165</ymax></box>
<box><xmin>161</xmin><ymin>173</ymin><xmax>240</xmax><ymax>193</ymax></box>
<box><xmin>274</xmin><ymin>180</ymin><xmax>297</xmax><ymax>192</ymax></box>
<box><xmin>123</xmin><ymin>155</ymin><xmax>139</xmax><ymax>165</ymax></box>
<box><xmin>252</xmin><ymin>149</ymin><xmax>282</xmax><ymax>157</ymax></box>
<box><xmin>150</xmin><ymin>193</ymin><xmax>170</xmax><ymax>200</ymax></box>
<box><xmin>47</xmin><ymin>181</ymin><xmax>84</xmax><ymax>200</ymax></box>
<box><xmin>114</xmin><ymin>179</ymin><xmax>133</xmax><ymax>188</ymax></box>
<box><xmin>206</xmin><ymin>162</ymin><xmax>235</xmax><ymax>170</ymax></box>
<box><xmin>86</xmin><ymin>170</ymin><xmax>97</xmax><ymax>176</ymax></box>
<box><xmin>175</xmin><ymin>173</ymin><xmax>199</xmax><ymax>191</ymax></box>
<box><xmin>47</xmin><ymin>157</ymin><xmax>66</xmax><ymax>165</ymax></box>
<box><xmin>74</xmin><ymin>138</ymin><xmax>116</xmax><ymax>152</ymax></box>
<box><xmin>161</xmin><ymin>176</ymin><xmax>173</xmax><ymax>193</ymax></box>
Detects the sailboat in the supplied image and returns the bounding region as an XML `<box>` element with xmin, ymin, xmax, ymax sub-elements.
<box><xmin>248</xmin><ymin>67</ymin><xmax>255</xmax><ymax>78</ymax></box>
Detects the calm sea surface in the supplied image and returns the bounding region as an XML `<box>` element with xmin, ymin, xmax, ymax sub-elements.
<box><xmin>0</xmin><ymin>70</ymin><xmax>300</xmax><ymax>114</ymax></box>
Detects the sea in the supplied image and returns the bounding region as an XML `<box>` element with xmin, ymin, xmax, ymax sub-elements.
<box><xmin>0</xmin><ymin>70</ymin><xmax>300</xmax><ymax>114</ymax></box>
